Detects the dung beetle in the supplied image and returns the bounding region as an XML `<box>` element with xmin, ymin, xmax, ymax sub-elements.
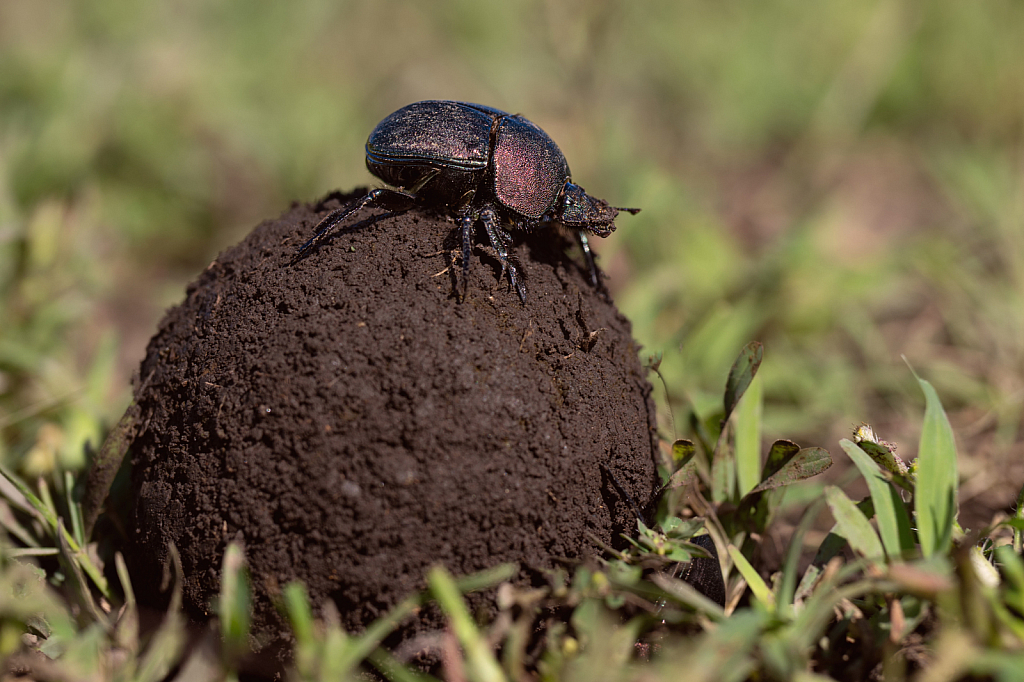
<box><xmin>296</xmin><ymin>100</ymin><xmax>639</xmax><ymax>301</ymax></box>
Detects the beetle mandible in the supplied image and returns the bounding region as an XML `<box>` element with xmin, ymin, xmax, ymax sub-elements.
<box><xmin>295</xmin><ymin>100</ymin><xmax>639</xmax><ymax>301</ymax></box>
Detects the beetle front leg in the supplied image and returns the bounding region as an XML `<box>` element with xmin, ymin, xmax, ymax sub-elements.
<box><xmin>296</xmin><ymin>188</ymin><xmax>418</xmax><ymax>258</ymax></box>
<box><xmin>481</xmin><ymin>208</ymin><xmax>526</xmax><ymax>302</ymax></box>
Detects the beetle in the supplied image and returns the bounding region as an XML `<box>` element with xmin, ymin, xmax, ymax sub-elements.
<box><xmin>295</xmin><ymin>100</ymin><xmax>639</xmax><ymax>301</ymax></box>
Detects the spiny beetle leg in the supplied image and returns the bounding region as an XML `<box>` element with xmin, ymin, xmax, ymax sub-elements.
<box><xmin>480</xmin><ymin>208</ymin><xmax>509</xmax><ymax>283</ymax></box>
<box><xmin>297</xmin><ymin>188</ymin><xmax>417</xmax><ymax>257</ymax></box>
<box><xmin>481</xmin><ymin>208</ymin><xmax>526</xmax><ymax>302</ymax></box>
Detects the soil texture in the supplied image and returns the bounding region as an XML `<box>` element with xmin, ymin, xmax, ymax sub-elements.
<box><xmin>125</xmin><ymin>190</ymin><xmax>660</xmax><ymax>647</ymax></box>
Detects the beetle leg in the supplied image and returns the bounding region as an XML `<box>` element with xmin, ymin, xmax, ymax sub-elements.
<box><xmin>458</xmin><ymin>213</ymin><xmax>475</xmax><ymax>302</ymax></box>
<box><xmin>296</xmin><ymin>188</ymin><xmax>417</xmax><ymax>258</ymax></box>
<box><xmin>575</xmin><ymin>231</ymin><xmax>601</xmax><ymax>287</ymax></box>
<box><xmin>481</xmin><ymin>208</ymin><xmax>527</xmax><ymax>302</ymax></box>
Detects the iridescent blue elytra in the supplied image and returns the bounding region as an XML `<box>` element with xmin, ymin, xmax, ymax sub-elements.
<box><xmin>296</xmin><ymin>101</ymin><xmax>639</xmax><ymax>302</ymax></box>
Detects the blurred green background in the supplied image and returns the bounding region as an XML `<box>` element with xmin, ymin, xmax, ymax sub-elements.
<box><xmin>1</xmin><ymin>0</ymin><xmax>1022</xmax><ymax>517</ymax></box>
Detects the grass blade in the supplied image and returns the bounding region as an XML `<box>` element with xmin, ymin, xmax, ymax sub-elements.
<box><xmin>0</xmin><ymin>499</ymin><xmax>40</xmax><ymax>547</ymax></box>
<box><xmin>64</xmin><ymin>470</ymin><xmax>84</xmax><ymax>547</ymax></box>
<box><xmin>710</xmin><ymin>428</ymin><xmax>736</xmax><ymax>503</ymax></box>
<box><xmin>37</xmin><ymin>477</ymin><xmax>57</xmax><ymax>522</ymax></box>
<box><xmin>777</xmin><ymin>498</ymin><xmax>826</xmax><ymax>612</ymax></box>
<box><xmin>908</xmin><ymin>370</ymin><xmax>959</xmax><ymax>557</ymax></box>
<box><xmin>339</xmin><ymin>562</ymin><xmax>517</xmax><ymax>675</ymax></box>
<box><xmin>56</xmin><ymin>518</ymin><xmax>110</xmax><ymax>630</ymax></box>
<box><xmin>114</xmin><ymin>552</ymin><xmax>139</xmax><ymax>656</ymax></box>
<box><xmin>824</xmin><ymin>486</ymin><xmax>884</xmax><ymax>562</ymax></box>
<box><xmin>0</xmin><ymin>464</ymin><xmax>57</xmax><ymax>529</ymax></box>
<box><xmin>218</xmin><ymin>542</ymin><xmax>251</xmax><ymax>663</ymax></box>
<box><xmin>6</xmin><ymin>547</ymin><xmax>59</xmax><ymax>557</ymax></box>
<box><xmin>841</xmin><ymin>439</ymin><xmax>914</xmax><ymax>560</ymax></box>
<box><xmin>283</xmin><ymin>582</ymin><xmax>316</xmax><ymax>672</ymax></box>
<box><xmin>428</xmin><ymin>565</ymin><xmax>507</xmax><ymax>682</ymax></box>
<box><xmin>723</xmin><ymin>341</ymin><xmax>763</xmax><ymax>419</ymax></box>
<box><xmin>649</xmin><ymin>572</ymin><xmax>728</xmax><ymax>621</ymax></box>
<box><xmin>734</xmin><ymin>373</ymin><xmax>763</xmax><ymax>497</ymax></box>
<box><xmin>0</xmin><ymin>467</ymin><xmax>109</xmax><ymax>597</ymax></box>
<box><xmin>727</xmin><ymin>544</ymin><xmax>775</xmax><ymax>611</ymax></box>
<box><xmin>367</xmin><ymin>646</ymin><xmax>441</xmax><ymax>682</ymax></box>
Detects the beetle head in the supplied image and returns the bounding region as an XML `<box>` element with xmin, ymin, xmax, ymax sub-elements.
<box><xmin>558</xmin><ymin>183</ymin><xmax>640</xmax><ymax>237</ymax></box>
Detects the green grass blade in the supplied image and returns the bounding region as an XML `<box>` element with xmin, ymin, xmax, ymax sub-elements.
<box><xmin>734</xmin><ymin>373</ymin><xmax>763</xmax><ymax>497</ymax></box>
<box><xmin>909</xmin><ymin>371</ymin><xmax>959</xmax><ymax>557</ymax></box>
<box><xmin>37</xmin><ymin>476</ymin><xmax>57</xmax><ymax>523</ymax></box>
<box><xmin>452</xmin><ymin>562</ymin><xmax>518</xmax><ymax>592</ymax></box>
<box><xmin>727</xmin><ymin>544</ymin><xmax>775</xmax><ymax>611</ymax></box>
<box><xmin>340</xmin><ymin>595</ymin><xmax>418</xmax><ymax>671</ymax></box>
<box><xmin>723</xmin><ymin>341</ymin><xmax>763</xmax><ymax>419</ymax></box>
<box><xmin>824</xmin><ymin>486</ymin><xmax>884</xmax><ymax>562</ymax></box>
<box><xmin>0</xmin><ymin>464</ymin><xmax>57</xmax><ymax>529</ymax></box>
<box><xmin>995</xmin><ymin>546</ymin><xmax>1024</xmax><ymax>615</ymax></box>
<box><xmin>6</xmin><ymin>547</ymin><xmax>59</xmax><ymax>557</ymax></box>
<box><xmin>338</xmin><ymin>563</ymin><xmax>516</xmax><ymax>675</ymax></box>
<box><xmin>688</xmin><ymin>408</ymin><xmax>720</xmax><ymax>460</ymax></box>
<box><xmin>320</xmin><ymin>622</ymin><xmax>352</xmax><ymax>682</ymax></box>
<box><xmin>64</xmin><ymin>527</ymin><xmax>109</xmax><ymax>600</ymax></box>
<box><xmin>777</xmin><ymin>498</ymin><xmax>826</xmax><ymax>612</ymax></box>
<box><xmin>114</xmin><ymin>552</ymin><xmax>139</xmax><ymax>656</ymax></box>
<box><xmin>0</xmin><ymin>467</ymin><xmax>109</xmax><ymax>597</ymax></box>
<box><xmin>648</xmin><ymin>572</ymin><xmax>728</xmax><ymax>621</ymax></box>
<box><xmin>0</xmin><ymin>499</ymin><xmax>41</xmax><ymax>547</ymax></box>
<box><xmin>218</xmin><ymin>542</ymin><xmax>251</xmax><ymax>662</ymax></box>
<box><xmin>710</xmin><ymin>430</ymin><xmax>736</xmax><ymax>503</ymax></box>
<box><xmin>64</xmin><ymin>470</ymin><xmax>84</xmax><ymax>546</ymax></box>
<box><xmin>56</xmin><ymin>518</ymin><xmax>110</xmax><ymax>630</ymax></box>
<box><xmin>282</xmin><ymin>577</ymin><xmax>313</xmax><ymax>655</ymax></box>
<box><xmin>428</xmin><ymin>565</ymin><xmax>507</xmax><ymax>682</ymax></box>
<box><xmin>367</xmin><ymin>646</ymin><xmax>441</xmax><ymax>682</ymax></box>
<box><xmin>841</xmin><ymin>439</ymin><xmax>914</xmax><ymax>560</ymax></box>
<box><xmin>1014</xmin><ymin>483</ymin><xmax>1024</xmax><ymax>554</ymax></box>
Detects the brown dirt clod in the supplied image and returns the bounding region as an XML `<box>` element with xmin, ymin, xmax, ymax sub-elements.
<box><xmin>125</xmin><ymin>190</ymin><xmax>660</xmax><ymax>646</ymax></box>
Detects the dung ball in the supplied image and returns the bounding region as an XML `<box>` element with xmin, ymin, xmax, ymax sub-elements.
<box><xmin>125</xmin><ymin>191</ymin><xmax>659</xmax><ymax>643</ymax></box>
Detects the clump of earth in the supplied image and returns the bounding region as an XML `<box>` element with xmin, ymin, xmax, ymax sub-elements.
<box><xmin>124</xmin><ymin>190</ymin><xmax>660</xmax><ymax>651</ymax></box>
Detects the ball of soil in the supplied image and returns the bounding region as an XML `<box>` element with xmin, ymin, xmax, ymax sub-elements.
<box><xmin>125</xmin><ymin>190</ymin><xmax>659</xmax><ymax>641</ymax></box>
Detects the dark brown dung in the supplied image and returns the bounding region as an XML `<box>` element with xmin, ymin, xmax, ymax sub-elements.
<box><xmin>125</xmin><ymin>190</ymin><xmax>659</xmax><ymax>643</ymax></box>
